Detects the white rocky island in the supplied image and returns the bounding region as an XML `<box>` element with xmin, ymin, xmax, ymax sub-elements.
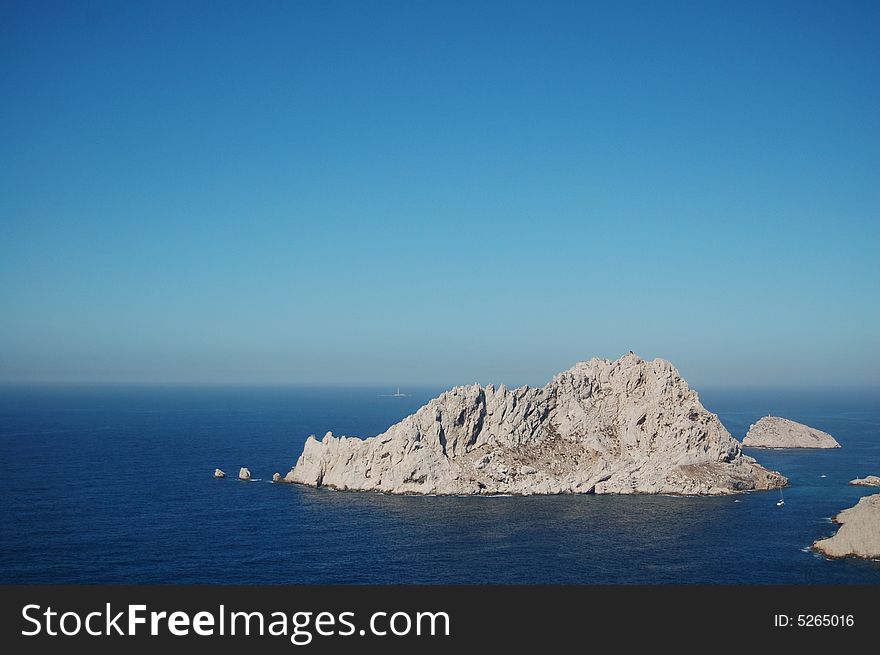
<box><xmin>742</xmin><ymin>416</ymin><xmax>840</xmax><ymax>449</ymax></box>
<box><xmin>284</xmin><ymin>354</ymin><xmax>787</xmax><ymax>496</ymax></box>
<box><xmin>850</xmin><ymin>476</ymin><xmax>880</xmax><ymax>487</ymax></box>
<box><xmin>812</xmin><ymin>493</ymin><xmax>880</xmax><ymax>560</ymax></box>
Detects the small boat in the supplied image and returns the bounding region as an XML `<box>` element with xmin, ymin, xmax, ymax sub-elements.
<box><xmin>820</xmin><ymin>474</ymin><xmax>827</xmax><ymax>478</ymax></box>
<box><xmin>776</xmin><ymin>489</ymin><xmax>785</xmax><ymax>507</ymax></box>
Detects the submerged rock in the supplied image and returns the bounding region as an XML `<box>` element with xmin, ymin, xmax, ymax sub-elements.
<box><xmin>214</xmin><ymin>468</ymin><xmax>226</xmax><ymax>479</ymax></box>
<box><xmin>742</xmin><ymin>416</ymin><xmax>840</xmax><ymax>449</ymax></box>
<box><xmin>238</xmin><ymin>467</ymin><xmax>251</xmax><ymax>481</ymax></box>
<box><xmin>850</xmin><ymin>475</ymin><xmax>880</xmax><ymax>487</ymax></box>
<box><xmin>285</xmin><ymin>353</ymin><xmax>787</xmax><ymax>496</ymax></box>
<box><xmin>812</xmin><ymin>493</ymin><xmax>880</xmax><ymax>560</ymax></box>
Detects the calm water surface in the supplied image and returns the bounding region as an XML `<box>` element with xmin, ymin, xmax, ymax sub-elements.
<box><xmin>0</xmin><ymin>385</ymin><xmax>877</xmax><ymax>584</ymax></box>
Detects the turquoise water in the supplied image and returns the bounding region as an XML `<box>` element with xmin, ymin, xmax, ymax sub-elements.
<box><xmin>0</xmin><ymin>385</ymin><xmax>877</xmax><ymax>583</ymax></box>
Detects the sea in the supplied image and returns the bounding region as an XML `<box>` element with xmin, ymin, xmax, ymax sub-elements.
<box><xmin>0</xmin><ymin>385</ymin><xmax>877</xmax><ymax>584</ymax></box>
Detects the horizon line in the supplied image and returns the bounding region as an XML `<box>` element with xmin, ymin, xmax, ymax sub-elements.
<box><xmin>0</xmin><ymin>379</ymin><xmax>878</xmax><ymax>392</ymax></box>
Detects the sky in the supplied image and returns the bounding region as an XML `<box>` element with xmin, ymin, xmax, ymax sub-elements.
<box><xmin>1</xmin><ymin>0</ymin><xmax>878</xmax><ymax>388</ymax></box>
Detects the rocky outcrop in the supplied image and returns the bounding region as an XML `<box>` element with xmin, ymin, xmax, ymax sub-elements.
<box><xmin>850</xmin><ymin>475</ymin><xmax>880</xmax><ymax>487</ymax></box>
<box><xmin>285</xmin><ymin>353</ymin><xmax>787</xmax><ymax>496</ymax></box>
<box><xmin>812</xmin><ymin>493</ymin><xmax>880</xmax><ymax>560</ymax></box>
<box><xmin>742</xmin><ymin>417</ymin><xmax>840</xmax><ymax>449</ymax></box>
<box><xmin>214</xmin><ymin>468</ymin><xmax>226</xmax><ymax>478</ymax></box>
<box><xmin>272</xmin><ymin>472</ymin><xmax>281</xmax><ymax>483</ymax></box>
<box><xmin>238</xmin><ymin>467</ymin><xmax>251</xmax><ymax>481</ymax></box>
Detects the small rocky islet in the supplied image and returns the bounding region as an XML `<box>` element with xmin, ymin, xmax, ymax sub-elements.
<box><xmin>812</xmin><ymin>493</ymin><xmax>880</xmax><ymax>560</ymax></box>
<box><xmin>849</xmin><ymin>475</ymin><xmax>880</xmax><ymax>487</ymax></box>
<box><xmin>742</xmin><ymin>416</ymin><xmax>840</xmax><ymax>449</ymax></box>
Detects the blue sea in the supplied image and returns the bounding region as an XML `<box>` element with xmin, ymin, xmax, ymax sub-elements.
<box><xmin>0</xmin><ymin>385</ymin><xmax>878</xmax><ymax>584</ymax></box>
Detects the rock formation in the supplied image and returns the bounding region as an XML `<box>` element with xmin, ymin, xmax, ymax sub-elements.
<box><xmin>272</xmin><ymin>472</ymin><xmax>281</xmax><ymax>483</ymax></box>
<box><xmin>812</xmin><ymin>493</ymin><xmax>880</xmax><ymax>560</ymax></box>
<box><xmin>742</xmin><ymin>416</ymin><xmax>840</xmax><ymax>449</ymax></box>
<box><xmin>214</xmin><ymin>468</ymin><xmax>226</xmax><ymax>478</ymax></box>
<box><xmin>238</xmin><ymin>467</ymin><xmax>251</xmax><ymax>481</ymax></box>
<box><xmin>850</xmin><ymin>475</ymin><xmax>880</xmax><ymax>487</ymax></box>
<box><xmin>285</xmin><ymin>353</ymin><xmax>787</xmax><ymax>496</ymax></box>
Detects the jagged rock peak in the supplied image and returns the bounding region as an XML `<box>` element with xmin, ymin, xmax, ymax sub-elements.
<box><xmin>285</xmin><ymin>353</ymin><xmax>787</xmax><ymax>496</ymax></box>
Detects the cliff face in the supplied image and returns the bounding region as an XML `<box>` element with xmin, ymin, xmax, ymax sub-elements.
<box><xmin>742</xmin><ymin>416</ymin><xmax>840</xmax><ymax>449</ymax></box>
<box><xmin>285</xmin><ymin>353</ymin><xmax>787</xmax><ymax>496</ymax></box>
<box><xmin>813</xmin><ymin>493</ymin><xmax>880</xmax><ymax>559</ymax></box>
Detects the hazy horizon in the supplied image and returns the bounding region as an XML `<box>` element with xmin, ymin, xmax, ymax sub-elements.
<box><xmin>2</xmin><ymin>360</ymin><xmax>879</xmax><ymax>393</ymax></box>
<box><xmin>2</xmin><ymin>1</ymin><xmax>878</xmax><ymax>389</ymax></box>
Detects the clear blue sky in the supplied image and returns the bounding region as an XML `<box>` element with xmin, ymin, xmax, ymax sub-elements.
<box><xmin>1</xmin><ymin>0</ymin><xmax>878</xmax><ymax>388</ymax></box>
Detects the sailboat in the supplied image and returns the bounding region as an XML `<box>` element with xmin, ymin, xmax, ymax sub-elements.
<box><xmin>776</xmin><ymin>488</ymin><xmax>785</xmax><ymax>507</ymax></box>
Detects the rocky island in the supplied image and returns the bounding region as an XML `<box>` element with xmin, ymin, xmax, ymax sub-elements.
<box><xmin>812</xmin><ymin>493</ymin><xmax>880</xmax><ymax>560</ymax></box>
<box><xmin>742</xmin><ymin>416</ymin><xmax>840</xmax><ymax>449</ymax></box>
<box><xmin>284</xmin><ymin>353</ymin><xmax>787</xmax><ymax>496</ymax></box>
<box><xmin>850</xmin><ymin>475</ymin><xmax>880</xmax><ymax>487</ymax></box>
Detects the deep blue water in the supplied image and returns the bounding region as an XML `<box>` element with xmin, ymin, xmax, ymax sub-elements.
<box><xmin>0</xmin><ymin>385</ymin><xmax>878</xmax><ymax>584</ymax></box>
